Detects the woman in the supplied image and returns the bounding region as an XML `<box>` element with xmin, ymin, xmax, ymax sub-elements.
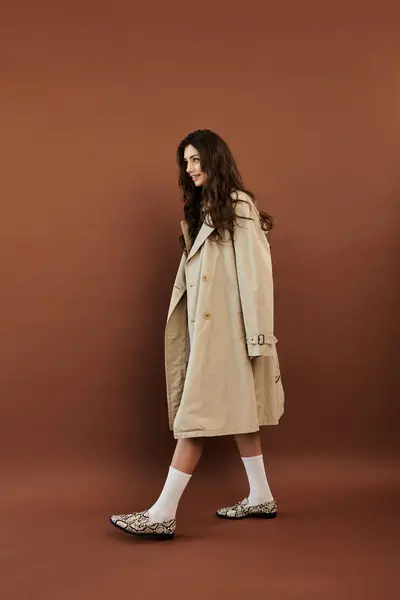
<box><xmin>110</xmin><ymin>129</ymin><xmax>284</xmax><ymax>539</ymax></box>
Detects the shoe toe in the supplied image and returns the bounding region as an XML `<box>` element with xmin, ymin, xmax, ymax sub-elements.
<box><xmin>110</xmin><ymin>514</ymin><xmax>131</xmax><ymax>529</ymax></box>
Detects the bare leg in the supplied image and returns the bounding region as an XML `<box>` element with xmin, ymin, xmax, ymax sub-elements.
<box><xmin>234</xmin><ymin>431</ymin><xmax>262</xmax><ymax>457</ymax></box>
<box><xmin>171</xmin><ymin>437</ymin><xmax>205</xmax><ymax>474</ymax></box>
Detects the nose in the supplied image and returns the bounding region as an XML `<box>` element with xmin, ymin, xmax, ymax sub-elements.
<box><xmin>186</xmin><ymin>163</ymin><xmax>192</xmax><ymax>174</ymax></box>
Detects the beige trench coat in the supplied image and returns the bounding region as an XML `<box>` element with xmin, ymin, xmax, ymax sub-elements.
<box><xmin>164</xmin><ymin>190</ymin><xmax>284</xmax><ymax>439</ymax></box>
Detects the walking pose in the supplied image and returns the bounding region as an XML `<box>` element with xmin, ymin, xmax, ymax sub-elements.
<box><xmin>110</xmin><ymin>129</ymin><xmax>284</xmax><ymax>539</ymax></box>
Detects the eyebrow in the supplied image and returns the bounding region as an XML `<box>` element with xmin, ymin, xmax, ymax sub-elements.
<box><xmin>184</xmin><ymin>154</ymin><xmax>200</xmax><ymax>161</ymax></box>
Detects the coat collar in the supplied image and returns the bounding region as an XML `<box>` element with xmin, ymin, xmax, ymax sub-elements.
<box><xmin>180</xmin><ymin>219</ymin><xmax>215</xmax><ymax>262</ymax></box>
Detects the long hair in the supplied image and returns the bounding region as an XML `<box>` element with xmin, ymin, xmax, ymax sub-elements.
<box><xmin>176</xmin><ymin>129</ymin><xmax>274</xmax><ymax>252</ymax></box>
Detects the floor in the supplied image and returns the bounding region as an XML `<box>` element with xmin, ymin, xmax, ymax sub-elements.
<box><xmin>1</xmin><ymin>454</ymin><xmax>399</xmax><ymax>600</ymax></box>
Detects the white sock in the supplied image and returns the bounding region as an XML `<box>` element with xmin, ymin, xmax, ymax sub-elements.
<box><xmin>241</xmin><ymin>454</ymin><xmax>274</xmax><ymax>505</ymax></box>
<box><xmin>147</xmin><ymin>466</ymin><xmax>192</xmax><ymax>523</ymax></box>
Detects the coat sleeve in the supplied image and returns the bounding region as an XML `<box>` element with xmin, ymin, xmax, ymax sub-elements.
<box><xmin>233</xmin><ymin>195</ymin><xmax>278</xmax><ymax>358</ymax></box>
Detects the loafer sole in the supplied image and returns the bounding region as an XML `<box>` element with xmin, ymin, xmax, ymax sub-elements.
<box><xmin>109</xmin><ymin>517</ymin><xmax>175</xmax><ymax>540</ymax></box>
<box><xmin>216</xmin><ymin>511</ymin><xmax>277</xmax><ymax>520</ymax></box>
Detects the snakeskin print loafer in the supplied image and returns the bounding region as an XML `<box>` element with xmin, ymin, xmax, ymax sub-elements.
<box><xmin>109</xmin><ymin>510</ymin><xmax>176</xmax><ymax>539</ymax></box>
<box><xmin>216</xmin><ymin>497</ymin><xmax>277</xmax><ymax>519</ymax></box>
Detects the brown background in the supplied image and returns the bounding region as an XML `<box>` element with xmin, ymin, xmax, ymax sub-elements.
<box><xmin>1</xmin><ymin>1</ymin><xmax>399</xmax><ymax>599</ymax></box>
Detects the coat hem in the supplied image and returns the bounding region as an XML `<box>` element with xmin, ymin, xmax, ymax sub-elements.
<box><xmin>172</xmin><ymin>420</ymin><xmax>280</xmax><ymax>439</ymax></box>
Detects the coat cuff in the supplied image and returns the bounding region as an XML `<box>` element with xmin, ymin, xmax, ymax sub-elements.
<box><xmin>246</xmin><ymin>334</ymin><xmax>278</xmax><ymax>357</ymax></box>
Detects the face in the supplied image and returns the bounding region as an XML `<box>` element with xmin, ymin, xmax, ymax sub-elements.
<box><xmin>183</xmin><ymin>144</ymin><xmax>207</xmax><ymax>186</ymax></box>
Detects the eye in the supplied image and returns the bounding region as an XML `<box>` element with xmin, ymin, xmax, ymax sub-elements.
<box><xmin>193</xmin><ymin>157</ymin><xmax>200</xmax><ymax>163</ymax></box>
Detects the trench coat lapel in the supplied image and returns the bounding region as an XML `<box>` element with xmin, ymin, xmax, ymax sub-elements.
<box><xmin>185</xmin><ymin>220</ymin><xmax>215</xmax><ymax>262</ymax></box>
<box><xmin>167</xmin><ymin>219</ymin><xmax>215</xmax><ymax>322</ymax></box>
<box><xmin>167</xmin><ymin>251</ymin><xmax>186</xmax><ymax>321</ymax></box>
<box><xmin>180</xmin><ymin>220</ymin><xmax>192</xmax><ymax>255</ymax></box>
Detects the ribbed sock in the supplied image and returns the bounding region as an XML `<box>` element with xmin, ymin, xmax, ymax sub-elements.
<box><xmin>241</xmin><ymin>454</ymin><xmax>274</xmax><ymax>505</ymax></box>
<box><xmin>147</xmin><ymin>466</ymin><xmax>192</xmax><ymax>523</ymax></box>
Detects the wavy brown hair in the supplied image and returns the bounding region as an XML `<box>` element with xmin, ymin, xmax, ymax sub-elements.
<box><xmin>177</xmin><ymin>129</ymin><xmax>274</xmax><ymax>252</ymax></box>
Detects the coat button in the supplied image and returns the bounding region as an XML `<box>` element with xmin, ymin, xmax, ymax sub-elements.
<box><xmin>204</xmin><ymin>312</ymin><xmax>211</xmax><ymax>320</ymax></box>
